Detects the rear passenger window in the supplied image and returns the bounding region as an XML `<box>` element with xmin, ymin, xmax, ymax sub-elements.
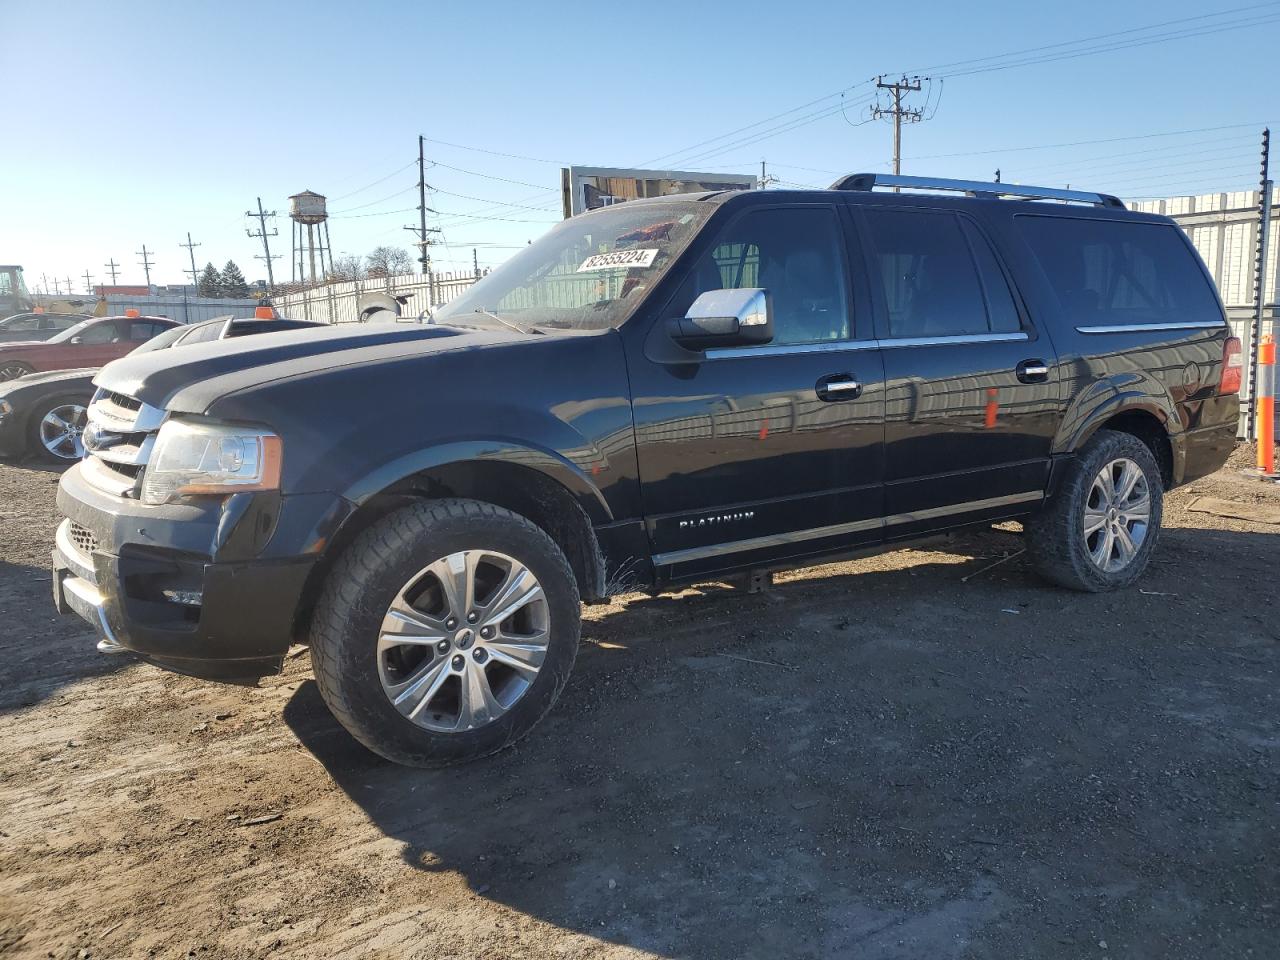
<box><xmin>862</xmin><ymin>209</ymin><xmax>1021</xmax><ymax>338</ymax></box>
<box><xmin>1017</xmin><ymin>216</ymin><xmax>1223</xmax><ymax>327</ymax></box>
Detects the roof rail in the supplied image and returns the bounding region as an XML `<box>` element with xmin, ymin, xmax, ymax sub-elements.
<box><xmin>829</xmin><ymin>173</ymin><xmax>1125</xmax><ymax>209</ymax></box>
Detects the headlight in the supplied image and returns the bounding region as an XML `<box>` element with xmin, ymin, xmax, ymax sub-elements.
<box><xmin>140</xmin><ymin>418</ymin><xmax>282</xmax><ymax>505</ymax></box>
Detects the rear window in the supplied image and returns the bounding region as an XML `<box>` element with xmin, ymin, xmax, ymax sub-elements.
<box><xmin>1017</xmin><ymin>216</ymin><xmax>1222</xmax><ymax>328</ymax></box>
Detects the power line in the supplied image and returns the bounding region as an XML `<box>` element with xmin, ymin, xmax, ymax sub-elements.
<box><xmin>330</xmin><ymin>184</ymin><xmax>417</xmax><ymax>215</ymax></box>
<box><xmin>903</xmin><ymin>122</ymin><xmax>1270</xmax><ymax>161</ymax></box>
<box><xmin>427</xmin><ymin>160</ymin><xmax>551</xmax><ymax>190</ymax></box>
<box><xmin>330</xmin><ymin>160</ymin><xmax>418</xmax><ymax>202</ymax></box>
<box><xmin>420</xmin><ymin>136</ymin><xmax>569</xmax><ymax>165</ymax></box>
<box><xmin>908</xmin><ymin>2</ymin><xmax>1280</xmax><ymax>77</ymax></box>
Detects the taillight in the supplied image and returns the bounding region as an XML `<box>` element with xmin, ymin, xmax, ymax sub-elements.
<box><xmin>1220</xmin><ymin>337</ymin><xmax>1243</xmax><ymax>395</ymax></box>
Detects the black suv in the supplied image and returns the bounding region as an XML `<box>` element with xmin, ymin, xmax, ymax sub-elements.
<box><xmin>51</xmin><ymin>174</ymin><xmax>1241</xmax><ymax>766</ymax></box>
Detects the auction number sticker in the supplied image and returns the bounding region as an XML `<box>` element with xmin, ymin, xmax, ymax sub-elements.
<box><xmin>577</xmin><ymin>248</ymin><xmax>659</xmax><ymax>272</ymax></box>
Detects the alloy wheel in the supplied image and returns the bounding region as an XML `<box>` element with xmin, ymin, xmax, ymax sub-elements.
<box><xmin>1083</xmin><ymin>457</ymin><xmax>1151</xmax><ymax>573</ymax></box>
<box><xmin>0</xmin><ymin>362</ymin><xmax>32</xmax><ymax>382</ymax></box>
<box><xmin>377</xmin><ymin>549</ymin><xmax>550</xmax><ymax>733</ymax></box>
<box><xmin>39</xmin><ymin>403</ymin><xmax>88</xmax><ymax>460</ymax></box>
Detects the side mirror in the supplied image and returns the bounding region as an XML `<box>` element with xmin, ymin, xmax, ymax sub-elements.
<box><xmin>69</xmin><ymin>336</ymin><xmax>83</xmax><ymax>344</ymax></box>
<box><xmin>667</xmin><ymin>288</ymin><xmax>773</xmax><ymax>350</ymax></box>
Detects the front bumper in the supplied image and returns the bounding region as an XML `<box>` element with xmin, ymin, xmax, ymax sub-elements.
<box><xmin>52</xmin><ymin>463</ymin><xmax>350</xmax><ymax>680</ymax></box>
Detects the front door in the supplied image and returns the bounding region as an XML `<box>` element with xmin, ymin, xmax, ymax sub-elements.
<box><xmin>627</xmin><ymin>202</ymin><xmax>886</xmax><ymax>581</ymax></box>
<box><xmin>852</xmin><ymin>204</ymin><xmax>1060</xmax><ymax>540</ymax></box>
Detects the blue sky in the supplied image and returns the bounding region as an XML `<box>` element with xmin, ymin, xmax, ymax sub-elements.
<box><xmin>8</xmin><ymin>0</ymin><xmax>1276</xmax><ymax>293</ymax></box>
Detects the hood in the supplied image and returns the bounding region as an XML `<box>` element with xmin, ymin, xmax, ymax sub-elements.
<box><xmin>94</xmin><ymin>322</ymin><xmax>526</xmax><ymax>413</ymax></box>
<box><xmin>0</xmin><ymin>341</ymin><xmax>46</xmax><ymax>353</ymax></box>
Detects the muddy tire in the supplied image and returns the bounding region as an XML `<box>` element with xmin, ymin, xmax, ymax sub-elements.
<box><xmin>1026</xmin><ymin>429</ymin><xmax>1164</xmax><ymax>593</ymax></box>
<box><xmin>309</xmin><ymin>498</ymin><xmax>580</xmax><ymax>767</ymax></box>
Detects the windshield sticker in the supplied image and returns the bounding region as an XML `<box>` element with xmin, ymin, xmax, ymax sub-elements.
<box><xmin>577</xmin><ymin>248</ymin><xmax>659</xmax><ymax>272</ymax></box>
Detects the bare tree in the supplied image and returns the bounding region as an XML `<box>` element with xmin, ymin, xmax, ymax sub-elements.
<box><xmin>329</xmin><ymin>254</ymin><xmax>365</xmax><ymax>281</ymax></box>
<box><xmin>366</xmin><ymin>245</ymin><xmax>413</xmax><ymax>279</ymax></box>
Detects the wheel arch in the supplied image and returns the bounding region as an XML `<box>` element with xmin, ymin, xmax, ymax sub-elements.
<box><xmin>1058</xmin><ymin>388</ymin><xmax>1178</xmax><ymax>490</ymax></box>
<box><xmin>293</xmin><ymin>447</ymin><xmax>610</xmax><ymax>644</ymax></box>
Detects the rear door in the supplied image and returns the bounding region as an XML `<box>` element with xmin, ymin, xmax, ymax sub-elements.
<box><xmin>852</xmin><ymin>204</ymin><xmax>1060</xmax><ymax>539</ymax></box>
<box><xmin>627</xmin><ymin>201</ymin><xmax>886</xmax><ymax>580</ymax></box>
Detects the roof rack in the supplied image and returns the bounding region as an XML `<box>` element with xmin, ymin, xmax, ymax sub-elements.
<box><xmin>829</xmin><ymin>173</ymin><xmax>1125</xmax><ymax>209</ymax></box>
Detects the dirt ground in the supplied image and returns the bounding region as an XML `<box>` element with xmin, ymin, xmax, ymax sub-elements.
<box><xmin>1</xmin><ymin>449</ymin><xmax>1277</xmax><ymax>960</ymax></box>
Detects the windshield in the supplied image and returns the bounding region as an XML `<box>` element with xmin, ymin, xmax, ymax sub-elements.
<box><xmin>433</xmin><ymin>200</ymin><xmax>713</xmax><ymax>331</ymax></box>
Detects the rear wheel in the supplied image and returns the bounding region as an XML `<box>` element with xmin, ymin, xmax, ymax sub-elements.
<box><xmin>0</xmin><ymin>361</ymin><xmax>34</xmax><ymax>382</ymax></box>
<box><xmin>29</xmin><ymin>395</ymin><xmax>89</xmax><ymax>462</ymax></box>
<box><xmin>1026</xmin><ymin>429</ymin><xmax>1164</xmax><ymax>592</ymax></box>
<box><xmin>309</xmin><ymin>498</ymin><xmax>580</xmax><ymax>767</ymax></box>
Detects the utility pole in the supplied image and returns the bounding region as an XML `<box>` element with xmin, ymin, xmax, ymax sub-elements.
<box><xmin>136</xmin><ymin>244</ymin><xmax>154</xmax><ymax>288</ymax></box>
<box><xmin>758</xmin><ymin>159</ymin><xmax>779</xmax><ymax>190</ymax></box>
<box><xmin>64</xmin><ymin>276</ymin><xmax>74</xmax><ymax>295</ymax></box>
<box><xmin>994</xmin><ymin>168</ymin><xmax>1001</xmax><ymax>183</ymax></box>
<box><xmin>1247</xmin><ymin>127</ymin><xmax>1273</xmax><ymax>441</ymax></box>
<box><xmin>179</xmin><ymin>232</ymin><xmax>202</xmax><ymax>290</ymax></box>
<box><xmin>52</xmin><ymin>278</ymin><xmax>61</xmax><ymax>295</ymax></box>
<box><xmin>83</xmin><ymin>270</ymin><xmax>94</xmax><ymax>294</ymax></box>
<box><xmin>406</xmin><ymin>134</ymin><xmax>443</xmax><ymax>304</ymax></box>
<box><xmin>473</xmin><ymin>248</ymin><xmax>480</xmax><ymax>279</ymax></box>
<box><xmin>245</xmin><ymin>198</ymin><xmax>280</xmax><ymax>293</ymax></box>
<box><xmin>104</xmin><ymin>259</ymin><xmax>120</xmax><ymax>285</ymax></box>
<box><xmin>873</xmin><ymin>75</ymin><xmax>927</xmax><ymax>178</ymax></box>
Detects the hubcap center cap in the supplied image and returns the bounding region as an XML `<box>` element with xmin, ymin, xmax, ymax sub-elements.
<box><xmin>455</xmin><ymin>629</ymin><xmax>475</xmax><ymax>650</ymax></box>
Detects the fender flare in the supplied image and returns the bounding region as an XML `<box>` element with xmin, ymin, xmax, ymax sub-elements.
<box><xmin>339</xmin><ymin>437</ymin><xmax>615</xmax><ymax>526</ymax></box>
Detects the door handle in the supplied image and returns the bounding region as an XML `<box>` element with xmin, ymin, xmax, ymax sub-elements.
<box><xmin>1016</xmin><ymin>359</ymin><xmax>1050</xmax><ymax>384</ymax></box>
<box><xmin>816</xmin><ymin>374</ymin><xmax>862</xmax><ymax>401</ymax></box>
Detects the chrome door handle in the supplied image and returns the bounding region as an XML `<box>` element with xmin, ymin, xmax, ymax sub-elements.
<box><xmin>1016</xmin><ymin>359</ymin><xmax>1050</xmax><ymax>384</ymax></box>
<box><xmin>817</xmin><ymin>375</ymin><xmax>862</xmax><ymax>401</ymax></box>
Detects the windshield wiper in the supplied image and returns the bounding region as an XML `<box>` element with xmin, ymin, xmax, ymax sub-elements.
<box><xmin>473</xmin><ymin>308</ymin><xmax>543</xmax><ymax>336</ymax></box>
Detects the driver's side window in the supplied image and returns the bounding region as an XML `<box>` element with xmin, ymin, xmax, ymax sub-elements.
<box><xmin>671</xmin><ymin>206</ymin><xmax>850</xmax><ymax>345</ymax></box>
<box><xmin>77</xmin><ymin>322</ymin><xmax>117</xmax><ymax>344</ymax></box>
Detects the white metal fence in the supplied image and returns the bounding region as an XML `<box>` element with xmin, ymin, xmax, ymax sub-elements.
<box><xmin>272</xmin><ymin>271</ymin><xmax>483</xmax><ymax>325</ymax></box>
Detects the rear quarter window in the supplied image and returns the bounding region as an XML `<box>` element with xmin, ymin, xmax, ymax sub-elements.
<box><xmin>1016</xmin><ymin>215</ymin><xmax>1223</xmax><ymax>328</ymax></box>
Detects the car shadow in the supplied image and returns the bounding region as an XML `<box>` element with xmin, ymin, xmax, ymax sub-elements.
<box><xmin>0</xmin><ymin>559</ymin><xmax>131</xmax><ymax>713</ymax></box>
<box><xmin>282</xmin><ymin>528</ymin><xmax>1280</xmax><ymax>959</ymax></box>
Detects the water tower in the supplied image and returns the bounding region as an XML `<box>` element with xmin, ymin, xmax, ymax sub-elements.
<box><xmin>289</xmin><ymin>190</ymin><xmax>333</xmax><ymax>283</ymax></box>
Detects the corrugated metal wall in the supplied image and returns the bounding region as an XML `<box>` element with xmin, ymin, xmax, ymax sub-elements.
<box><xmin>102</xmin><ymin>294</ymin><xmax>261</xmax><ymax>324</ymax></box>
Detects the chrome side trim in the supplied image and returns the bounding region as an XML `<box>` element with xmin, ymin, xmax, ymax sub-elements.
<box><xmin>1075</xmin><ymin>321</ymin><xmax>1227</xmax><ymax>334</ymax></box>
<box><xmin>705</xmin><ymin>331</ymin><xmax>1027</xmax><ymax>360</ymax></box>
<box><xmin>879</xmin><ymin>332</ymin><xmax>1028</xmax><ymax>349</ymax></box>
<box><xmin>883</xmin><ymin>490</ymin><xmax>1042</xmax><ymax>527</ymax></box>
<box><xmin>653</xmin><ymin>517</ymin><xmax>882</xmax><ymax>566</ymax></box>
<box><xmin>706</xmin><ymin>340</ymin><xmax>878</xmax><ymax>360</ymax></box>
<box><xmin>653</xmin><ymin>490</ymin><xmax>1043</xmax><ymax>567</ymax></box>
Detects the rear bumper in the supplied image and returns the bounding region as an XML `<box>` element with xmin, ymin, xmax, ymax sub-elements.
<box><xmin>1176</xmin><ymin>418</ymin><xmax>1238</xmax><ymax>486</ymax></box>
<box><xmin>51</xmin><ymin>463</ymin><xmax>349</xmax><ymax>680</ymax></box>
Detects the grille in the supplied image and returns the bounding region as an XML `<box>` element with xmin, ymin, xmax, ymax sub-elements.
<box><xmin>102</xmin><ymin>390</ymin><xmax>142</xmax><ymax>412</ymax></box>
<box><xmin>83</xmin><ymin>389</ymin><xmax>163</xmax><ymax>495</ymax></box>
<box><xmin>68</xmin><ymin>521</ymin><xmax>99</xmax><ymax>555</ymax></box>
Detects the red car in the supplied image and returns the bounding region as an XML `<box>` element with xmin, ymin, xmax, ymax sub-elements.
<box><xmin>0</xmin><ymin>315</ymin><xmax>180</xmax><ymax>381</ymax></box>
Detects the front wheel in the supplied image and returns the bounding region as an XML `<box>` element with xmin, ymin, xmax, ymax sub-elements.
<box><xmin>1026</xmin><ymin>429</ymin><xmax>1164</xmax><ymax>592</ymax></box>
<box><xmin>309</xmin><ymin>498</ymin><xmax>581</xmax><ymax>767</ymax></box>
<box><xmin>30</xmin><ymin>395</ymin><xmax>90</xmax><ymax>462</ymax></box>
